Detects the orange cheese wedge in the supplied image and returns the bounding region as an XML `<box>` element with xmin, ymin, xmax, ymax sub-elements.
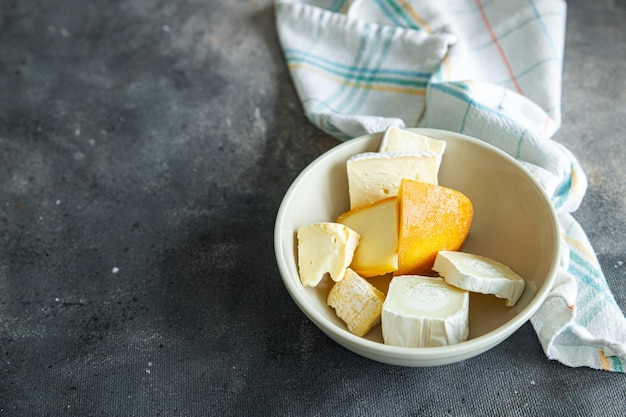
<box><xmin>396</xmin><ymin>179</ymin><xmax>473</xmax><ymax>276</ymax></box>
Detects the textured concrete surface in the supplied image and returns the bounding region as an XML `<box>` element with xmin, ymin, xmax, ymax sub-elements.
<box><xmin>0</xmin><ymin>0</ymin><xmax>625</xmax><ymax>416</ymax></box>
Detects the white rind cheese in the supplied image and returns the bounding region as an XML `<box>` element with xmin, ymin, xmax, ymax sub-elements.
<box><xmin>296</xmin><ymin>222</ymin><xmax>360</xmax><ymax>287</ymax></box>
<box><xmin>382</xmin><ymin>275</ymin><xmax>469</xmax><ymax>348</ymax></box>
<box><xmin>347</xmin><ymin>151</ymin><xmax>439</xmax><ymax>209</ymax></box>
<box><xmin>327</xmin><ymin>268</ymin><xmax>385</xmax><ymax>337</ymax></box>
<box><xmin>379</xmin><ymin>126</ymin><xmax>447</xmax><ymax>156</ymax></box>
<box><xmin>433</xmin><ymin>251</ymin><xmax>526</xmax><ymax>307</ymax></box>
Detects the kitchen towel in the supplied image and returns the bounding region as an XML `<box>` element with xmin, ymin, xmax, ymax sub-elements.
<box><xmin>275</xmin><ymin>0</ymin><xmax>626</xmax><ymax>371</ymax></box>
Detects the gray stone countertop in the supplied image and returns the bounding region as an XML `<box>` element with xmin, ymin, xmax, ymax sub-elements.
<box><xmin>1</xmin><ymin>0</ymin><xmax>625</xmax><ymax>415</ymax></box>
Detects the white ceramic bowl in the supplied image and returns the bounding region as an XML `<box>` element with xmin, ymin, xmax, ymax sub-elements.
<box><xmin>274</xmin><ymin>128</ymin><xmax>560</xmax><ymax>366</ymax></box>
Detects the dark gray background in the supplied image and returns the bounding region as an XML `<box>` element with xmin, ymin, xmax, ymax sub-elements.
<box><xmin>1</xmin><ymin>0</ymin><xmax>625</xmax><ymax>416</ymax></box>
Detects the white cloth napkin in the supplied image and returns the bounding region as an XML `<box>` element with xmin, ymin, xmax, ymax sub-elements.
<box><xmin>275</xmin><ymin>0</ymin><xmax>626</xmax><ymax>371</ymax></box>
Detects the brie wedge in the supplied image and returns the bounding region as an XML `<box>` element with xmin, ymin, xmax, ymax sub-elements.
<box><xmin>327</xmin><ymin>268</ymin><xmax>385</xmax><ymax>337</ymax></box>
<box><xmin>382</xmin><ymin>275</ymin><xmax>469</xmax><ymax>348</ymax></box>
<box><xmin>296</xmin><ymin>222</ymin><xmax>360</xmax><ymax>287</ymax></box>
<box><xmin>433</xmin><ymin>251</ymin><xmax>526</xmax><ymax>307</ymax></box>
<box><xmin>347</xmin><ymin>151</ymin><xmax>440</xmax><ymax>209</ymax></box>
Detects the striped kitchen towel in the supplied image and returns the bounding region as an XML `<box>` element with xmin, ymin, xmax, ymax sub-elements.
<box><xmin>275</xmin><ymin>0</ymin><xmax>626</xmax><ymax>371</ymax></box>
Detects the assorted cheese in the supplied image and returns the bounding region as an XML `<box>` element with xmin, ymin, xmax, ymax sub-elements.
<box><xmin>294</xmin><ymin>127</ymin><xmax>526</xmax><ymax>344</ymax></box>
<box><xmin>296</xmin><ymin>222</ymin><xmax>360</xmax><ymax>287</ymax></box>
<box><xmin>327</xmin><ymin>268</ymin><xmax>385</xmax><ymax>337</ymax></box>
<box><xmin>382</xmin><ymin>275</ymin><xmax>469</xmax><ymax>347</ymax></box>
<box><xmin>433</xmin><ymin>251</ymin><xmax>526</xmax><ymax>307</ymax></box>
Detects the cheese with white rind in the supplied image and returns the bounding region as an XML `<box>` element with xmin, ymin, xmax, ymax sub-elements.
<box><xmin>327</xmin><ymin>268</ymin><xmax>385</xmax><ymax>337</ymax></box>
<box><xmin>296</xmin><ymin>222</ymin><xmax>360</xmax><ymax>287</ymax></box>
<box><xmin>433</xmin><ymin>251</ymin><xmax>525</xmax><ymax>307</ymax></box>
<box><xmin>336</xmin><ymin>197</ymin><xmax>398</xmax><ymax>277</ymax></box>
<box><xmin>347</xmin><ymin>151</ymin><xmax>440</xmax><ymax>209</ymax></box>
<box><xmin>379</xmin><ymin>126</ymin><xmax>447</xmax><ymax>156</ymax></box>
<box><xmin>382</xmin><ymin>275</ymin><xmax>469</xmax><ymax>348</ymax></box>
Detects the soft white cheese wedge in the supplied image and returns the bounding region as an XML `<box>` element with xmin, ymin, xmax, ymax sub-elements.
<box><xmin>327</xmin><ymin>268</ymin><xmax>385</xmax><ymax>337</ymax></box>
<box><xmin>379</xmin><ymin>126</ymin><xmax>447</xmax><ymax>156</ymax></box>
<box><xmin>382</xmin><ymin>275</ymin><xmax>469</xmax><ymax>348</ymax></box>
<box><xmin>347</xmin><ymin>151</ymin><xmax>440</xmax><ymax>209</ymax></box>
<box><xmin>433</xmin><ymin>251</ymin><xmax>526</xmax><ymax>307</ymax></box>
<box><xmin>296</xmin><ymin>222</ymin><xmax>360</xmax><ymax>287</ymax></box>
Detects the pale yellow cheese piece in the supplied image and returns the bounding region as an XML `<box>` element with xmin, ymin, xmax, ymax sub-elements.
<box><xmin>327</xmin><ymin>268</ymin><xmax>385</xmax><ymax>337</ymax></box>
<box><xmin>382</xmin><ymin>275</ymin><xmax>469</xmax><ymax>348</ymax></box>
<box><xmin>379</xmin><ymin>126</ymin><xmax>447</xmax><ymax>156</ymax></box>
<box><xmin>346</xmin><ymin>151</ymin><xmax>440</xmax><ymax>209</ymax></box>
<box><xmin>336</xmin><ymin>197</ymin><xmax>398</xmax><ymax>277</ymax></box>
<box><xmin>296</xmin><ymin>222</ymin><xmax>360</xmax><ymax>287</ymax></box>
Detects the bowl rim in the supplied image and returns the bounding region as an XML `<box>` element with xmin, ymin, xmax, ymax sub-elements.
<box><xmin>274</xmin><ymin>128</ymin><xmax>561</xmax><ymax>364</ymax></box>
